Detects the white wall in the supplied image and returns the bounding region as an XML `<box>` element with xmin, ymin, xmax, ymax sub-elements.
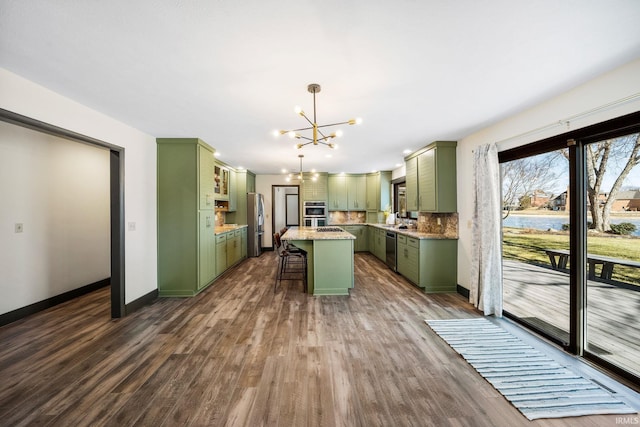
<box><xmin>457</xmin><ymin>58</ymin><xmax>640</xmax><ymax>290</ymax></box>
<box><xmin>0</xmin><ymin>122</ymin><xmax>110</xmax><ymax>314</ymax></box>
<box><xmin>0</xmin><ymin>68</ymin><xmax>158</xmax><ymax>306</ymax></box>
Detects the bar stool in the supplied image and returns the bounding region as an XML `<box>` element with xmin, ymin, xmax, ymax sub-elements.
<box><xmin>273</xmin><ymin>232</ymin><xmax>307</xmax><ymax>293</ymax></box>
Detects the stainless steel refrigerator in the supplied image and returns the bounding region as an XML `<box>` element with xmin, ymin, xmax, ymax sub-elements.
<box><xmin>247</xmin><ymin>192</ymin><xmax>264</xmax><ymax>257</ymax></box>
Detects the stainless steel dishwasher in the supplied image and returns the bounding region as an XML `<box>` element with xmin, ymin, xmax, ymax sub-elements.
<box><xmin>385</xmin><ymin>231</ymin><xmax>396</xmax><ymax>271</ymax></box>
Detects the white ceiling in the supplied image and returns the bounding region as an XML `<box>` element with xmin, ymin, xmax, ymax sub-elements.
<box><xmin>1</xmin><ymin>1</ymin><xmax>639</xmax><ymax>174</ymax></box>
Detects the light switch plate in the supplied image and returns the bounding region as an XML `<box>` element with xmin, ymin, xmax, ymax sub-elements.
<box><xmin>15</xmin><ymin>223</ymin><xmax>23</xmax><ymax>233</ymax></box>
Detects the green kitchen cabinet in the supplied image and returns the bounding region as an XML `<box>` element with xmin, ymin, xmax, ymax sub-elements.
<box><xmin>405</xmin><ymin>157</ymin><xmax>418</xmax><ymax>212</ymax></box>
<box><xmin>370</xmin><ymin>227</ymin><xmax>386</xmax><ymax>262</ymax></box>
<box><xmin>328</xmin><ymin>174</ymin><xmax>348</xmax><ymax>210</ymax></box>
<box><xmin>216</xmin><ymin>233</ymin><xmax>228</xmax><ymax>276</ymax></box>
<box><xmin>302</xmin><ymin>172</ymin><xmax>328</xmax><ymax>202</ymax></box>
<box><xmin>397</xmin><ymin>235</ymin><xmax>457</xmax><ymax>293</ymax></box>
<box><xmin>227</xmin><ymin>229</ymin><xmax>242</xmax><ymax>267</ymax></box>
<box><xmin>241</xmin><ymin>227</ymin><xmax>248</xmax><ymax>259</ymax></box>
<box><xmin>366</xmin><ymin>171</ymin><xmax>391</xmax><ymax>212</ymax></box>
<box><xmin>343</xmin><ymin>225</ymin><xmax>368</xmax><ymax>252</ymax></box>
<box><xmin>347</xmin><ymin>175</ymin><xmax>367</xmax><ymax>210</ymax></box>
<box><xmin>397</xmin><ymin>235</ymin><xmax>419</xmax><ymax>285</ymax></box>
<box><xmin>157</xmin><ymin>138</ymin><xmax>217</xmax><ymax>297</ymax></box>
<box><xmin>225</xmin><ymin>169</ymin><xmax>256</xmax><ymax>225</ymax></box>
<box><xmin>214</xmin><ymin>162</ymin><xmax>230</xmax><ymax>201</ymax></box>
<box><xmin>228</xmin><ymin>168</ymin><xmax>237</xmax><ymax>212</ymax></box>
<box><xmin>405</xmin><ymin>141</ymin><xmax>457</xmax><ymax>213</ymax></box>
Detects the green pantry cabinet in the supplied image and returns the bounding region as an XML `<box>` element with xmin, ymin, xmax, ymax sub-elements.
<box><xmin>157</xmin><ymin>138</ymin><xmax>218</xmax><ymax>296</ymax></box>
<box><xmin>396</xmin><ymin>234</ymin><xmax>457</xmax><ymax>293</ymax></box>
<box><xmin>404</xmin><ymin>141</ymin><xmax>456</xmax><ymax>213</ymax></box>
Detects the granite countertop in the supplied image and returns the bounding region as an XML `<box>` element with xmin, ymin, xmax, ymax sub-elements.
<box><xmin>281</xmin><ymin>226</ymin><xmax>356</xmax><ymax>241</ymax></box>
<box><xmin>215</xmin><ymin>224</ymin><xmax>248</xmax><ymax>235</ymax></box>
<box><xmin>329</xmin><ymin>222</ymin><xmax>457</xmax><ymax>240</ymax></box>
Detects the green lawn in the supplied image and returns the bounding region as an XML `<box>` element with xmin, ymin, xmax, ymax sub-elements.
<box><xmin>502</xmin><ymin>229</ymin><xmax>640</xmax><ymax>285</ymax></box>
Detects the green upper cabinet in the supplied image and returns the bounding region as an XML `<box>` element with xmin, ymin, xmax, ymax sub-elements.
<box><xmin>328</xmin><ymin>173</ymin><xmax>383</xmax><ymax>212</ymax></box>
<box><xmin>225</xmin><ymin>169</ymin><xmax>256</xmax><ymax>225</ymax></box>
<box><xmin>302</xmin><ymin>172</ymin><xmax>328</xmax><ymax>202</ymax></box>
<box><xmin>198</xmin><ymin>145</ymin><xmax>215</xmax><ymax>210</ymax></box>
<box><xmin>348</xmin><ymin>175</ymin><xmax>367</xmax><ymax>210</ymax></box>
<box><xmin>405</xmin><ymin>157</ymin><xmax>418</xmax><ymax>212</ymax></box>
<box><xmin>228</xmin><ymin>168</ymin><xmax>237</xmax><ymax>212</ymax></box>
<box><xmin>328</xmin><ymin>175</ymin><xmax>348</xmax><ymax>210</ymax></box>
<box><xmin>366</xmin><ymin>171</ymin><xmax>391</xmax><ymax>212</ymax></box>
<box><xmin>214</xmin><ymin>162</ymin><xmax>230</xmax><ymax>201</ymax></box>
<box><xmin>405</xmin><ymin>141</ymin><xmax>457</xmax><ymax>213</ymax></box>
<box><xmin>157</xmin><ymin>138</ymin><xmax>217</xmax><ymax>297</ymax></box>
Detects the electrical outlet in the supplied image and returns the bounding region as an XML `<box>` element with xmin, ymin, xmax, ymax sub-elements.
<box><xmin>128</xmin><ymin>222</ymin><xmax>136</xmax><ymax>231</ymax></box>
<box><xmin>15</xmin><ymin>223</ymin><xmax>23</xmax><ymax>233</ymax></box>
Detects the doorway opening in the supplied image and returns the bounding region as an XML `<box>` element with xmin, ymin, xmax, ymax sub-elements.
<box><xmin>0</xmin><ymin>108</ymin><xmax>125</xmax><ymax>319</ymax></box>
<box><xmin>272</xmin><ymin>185</ymin><xmax>300</xmax><ymax>243</ymax></box>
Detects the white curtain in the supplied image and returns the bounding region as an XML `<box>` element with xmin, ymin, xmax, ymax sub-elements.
<box><xmin>469</xmin><ymin>143</ymin><xmax>503</xmax><ymax>317</ymax></box>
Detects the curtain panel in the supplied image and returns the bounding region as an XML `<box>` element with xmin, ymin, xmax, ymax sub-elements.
<box><xmin>469</xmin><ymin>143</ymin><xmax>503</xmax><ymax>317</ymax></box>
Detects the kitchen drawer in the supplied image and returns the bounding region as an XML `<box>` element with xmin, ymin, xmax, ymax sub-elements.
<box><xmin>397</xmin><ymin>235</ymin><xmax>407</xmax><ymax>244</ymax></box>
<box><xmin>234</xmin><ymin>229</ymin><xmax>242</xmax><ymax>238</ymax></box>
<box><xmin>407</xmin><ymin>237</ymin><xmax>419</xmax><ymax>249</ymax></box>
<box><xmin>216</xmin><ymin>234</ymin><xmax>227</xmax><ymax>244</ymax></box>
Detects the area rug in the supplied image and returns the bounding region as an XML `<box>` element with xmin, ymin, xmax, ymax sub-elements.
<box><xmin>425</xmin><ymin>318</ymin><xmax>637</xmax><ymax>420</ymax></box>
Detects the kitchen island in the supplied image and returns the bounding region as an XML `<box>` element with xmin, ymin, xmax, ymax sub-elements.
<box><xmin>281</xmin><ymin>226</ymin><xmax>355</xmax><ymax>296</ymax></box>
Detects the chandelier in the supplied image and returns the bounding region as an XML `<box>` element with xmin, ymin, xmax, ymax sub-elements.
<box><xmin>274</xmin><ymin>83</ymin><xmax>362</xmax><ymax>149</ymax></box>
<box><xmin>285</xmin><ymin>154</ymin><xmax>318</xmax><ymax>182</ymax></box>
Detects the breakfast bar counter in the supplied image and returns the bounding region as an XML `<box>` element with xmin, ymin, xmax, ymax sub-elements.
<box><xmin>281</xmin><ymin>226</ymin><xmax>355</xmax><ymax>296</ymax></box>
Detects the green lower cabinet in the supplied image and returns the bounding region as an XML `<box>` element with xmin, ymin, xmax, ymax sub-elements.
<box><xmin>286</xmin><ymin>239</ymin><xmax>354</xmax><ymax>295</ymax></box>
<box><xmin>374</xmin><ymin>229</ymin><xmax>386</xmax><ymax>261</ymax></box>
<box><xmin>343</xmin><ymin>225</ymin><xmax>368</xmax><ymax>252</ymax></box>
<box><xmin>241</xmin><ymin>228</ymin><xmax>247</xmax><ymax>259</ymax></box>
<box><xmin>397</xmin><ymin>236</ymin><xmax>457</xmax><ymax>293</ymax></box>
<box><xmin>313</xmin><ymin>240</ymin><xmax>354</xmax><ymax>295</ymax></box>
<box><xmin>216</xmin><ymin>233</ymin><xmax>227</xmax><ymax>276</ymax></box>
<box><xmin>198</xmin><ymin>211</ymin><xmax>216</xmax><ymax>289</ymax></box>
<box><xmin>227</xmin><ymin>230</ymin><xmax>242</xmax><ymax>267</ymax></box>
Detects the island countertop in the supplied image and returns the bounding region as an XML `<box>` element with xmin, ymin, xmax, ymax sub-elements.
<box><xmin>281</xmin><ymin>226</ymin><xmax>356</xmax><ymax>241</ymax></box>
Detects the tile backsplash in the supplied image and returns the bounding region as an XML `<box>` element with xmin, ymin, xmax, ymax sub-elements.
<box><xmin>417</xmin><ymin>212</ymin><xmax>458</xmax><ymax>237</ymax></box>
<box><xmin>329</xmin><ymin>211</ymin><xmax>367</xmax><ymax>224</ymax></box>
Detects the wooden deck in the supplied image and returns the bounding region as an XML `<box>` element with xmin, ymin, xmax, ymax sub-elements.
<box><xmin>503</xmin><ymin>260</ymin><xmax>640</xmax><ymax>377</ymax></box>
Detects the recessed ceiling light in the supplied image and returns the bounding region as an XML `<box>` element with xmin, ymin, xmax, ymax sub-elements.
<box><xmin>237</xmin><ymin>166</ymin><xmax>244</xmax><ymax>170</ymax></box>
<box><xmin>325</xmin><ymin>154</ymin><xmax>332</xmax><ymax>158</ymax></box>
<box><xmin>395</xmin><ymin>163</ymin><xmax>402</xmax><ymax>167</ymax></box>
<box><xmin>371</xmin><ymin>170</ymin><xmax>378</xmax><ymax>173</ymax></box>
<box><xmin>402</xmin><ymin>149</ymin><xmax>411</xmax><ymax>154</ymax></box>
<box><xmin>281</xmin><ymin>168</ymin><xmax>288</xmax><ymax>173</ymax></box>
<box><xmin>214</xmin><ymin>152</ymin><xmax>221</xmax><ymax>157</ymax></box>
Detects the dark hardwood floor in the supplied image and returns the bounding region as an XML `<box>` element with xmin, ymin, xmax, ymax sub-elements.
<box><xmin>0</xmin><ymin>253</ymin><xmax>631</xmax><ymax>426</ymax></box>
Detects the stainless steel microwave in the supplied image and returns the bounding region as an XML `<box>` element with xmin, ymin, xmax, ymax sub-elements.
<box><xmin>303</xmin><ymin>201</ymin><xmax>327</xmax><ymax>218</ymax></box>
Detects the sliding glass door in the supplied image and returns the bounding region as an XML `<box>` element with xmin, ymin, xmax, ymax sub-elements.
<box><xmin>584</xmin><ymin>132</ymin><xmax>640</xmax><ymax>378</ymax></box>
<box><xmin>501</xmin><ymin>149</ymin><xmax>571</xmax><ymax>345</ymax></box>
<box><xmin>499</xmin><ymin>111</ymin><xmax>640</xmax><ymax>385</ymax></box>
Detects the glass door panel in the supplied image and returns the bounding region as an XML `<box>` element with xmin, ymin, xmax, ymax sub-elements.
<box><xmin>502</xmin><ymin>149</ymin><xmax>571</xmax><ymax>344</ymax></box>
<box><xmin>584</xmin><ymin>132</ymin><xmax>640</xmax><ymax>377</ymax></box>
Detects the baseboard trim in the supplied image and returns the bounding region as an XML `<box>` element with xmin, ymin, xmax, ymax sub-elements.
<box><xmin>125</xmin><ymin>289</ymin><xmax>158</xmax><ymax>315</ymax></box>
<box><xmin>456</xmin><ymin>284</ymin><xmax>470</xmax><ymax>299</ymax></box>
<box><xmin>0</xmin><ymin>278</ymin><xmax>110</xmax><ymax>327</ymax></box>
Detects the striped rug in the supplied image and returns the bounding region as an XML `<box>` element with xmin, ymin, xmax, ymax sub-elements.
<box><xmin>425</xmin><ymin>318</ymin><xmax>637</xmax><ymax>420</ymax></box>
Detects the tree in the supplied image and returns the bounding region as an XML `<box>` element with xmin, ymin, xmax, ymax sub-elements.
<box><xmin>585</xmin><ymin>133</ymin><xmax>640</xmax><ymax>232</ymax></box>
<box><xmin>501</xmin><ymin>153</ymin><xmax>563</xmax><ymax>217</ymax></box>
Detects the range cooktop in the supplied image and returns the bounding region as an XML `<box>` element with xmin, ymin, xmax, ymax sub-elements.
<box><xmin>315</xmin><ymin>227</ymin><xmax>344</xmax><ymax>232</ymax></box>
